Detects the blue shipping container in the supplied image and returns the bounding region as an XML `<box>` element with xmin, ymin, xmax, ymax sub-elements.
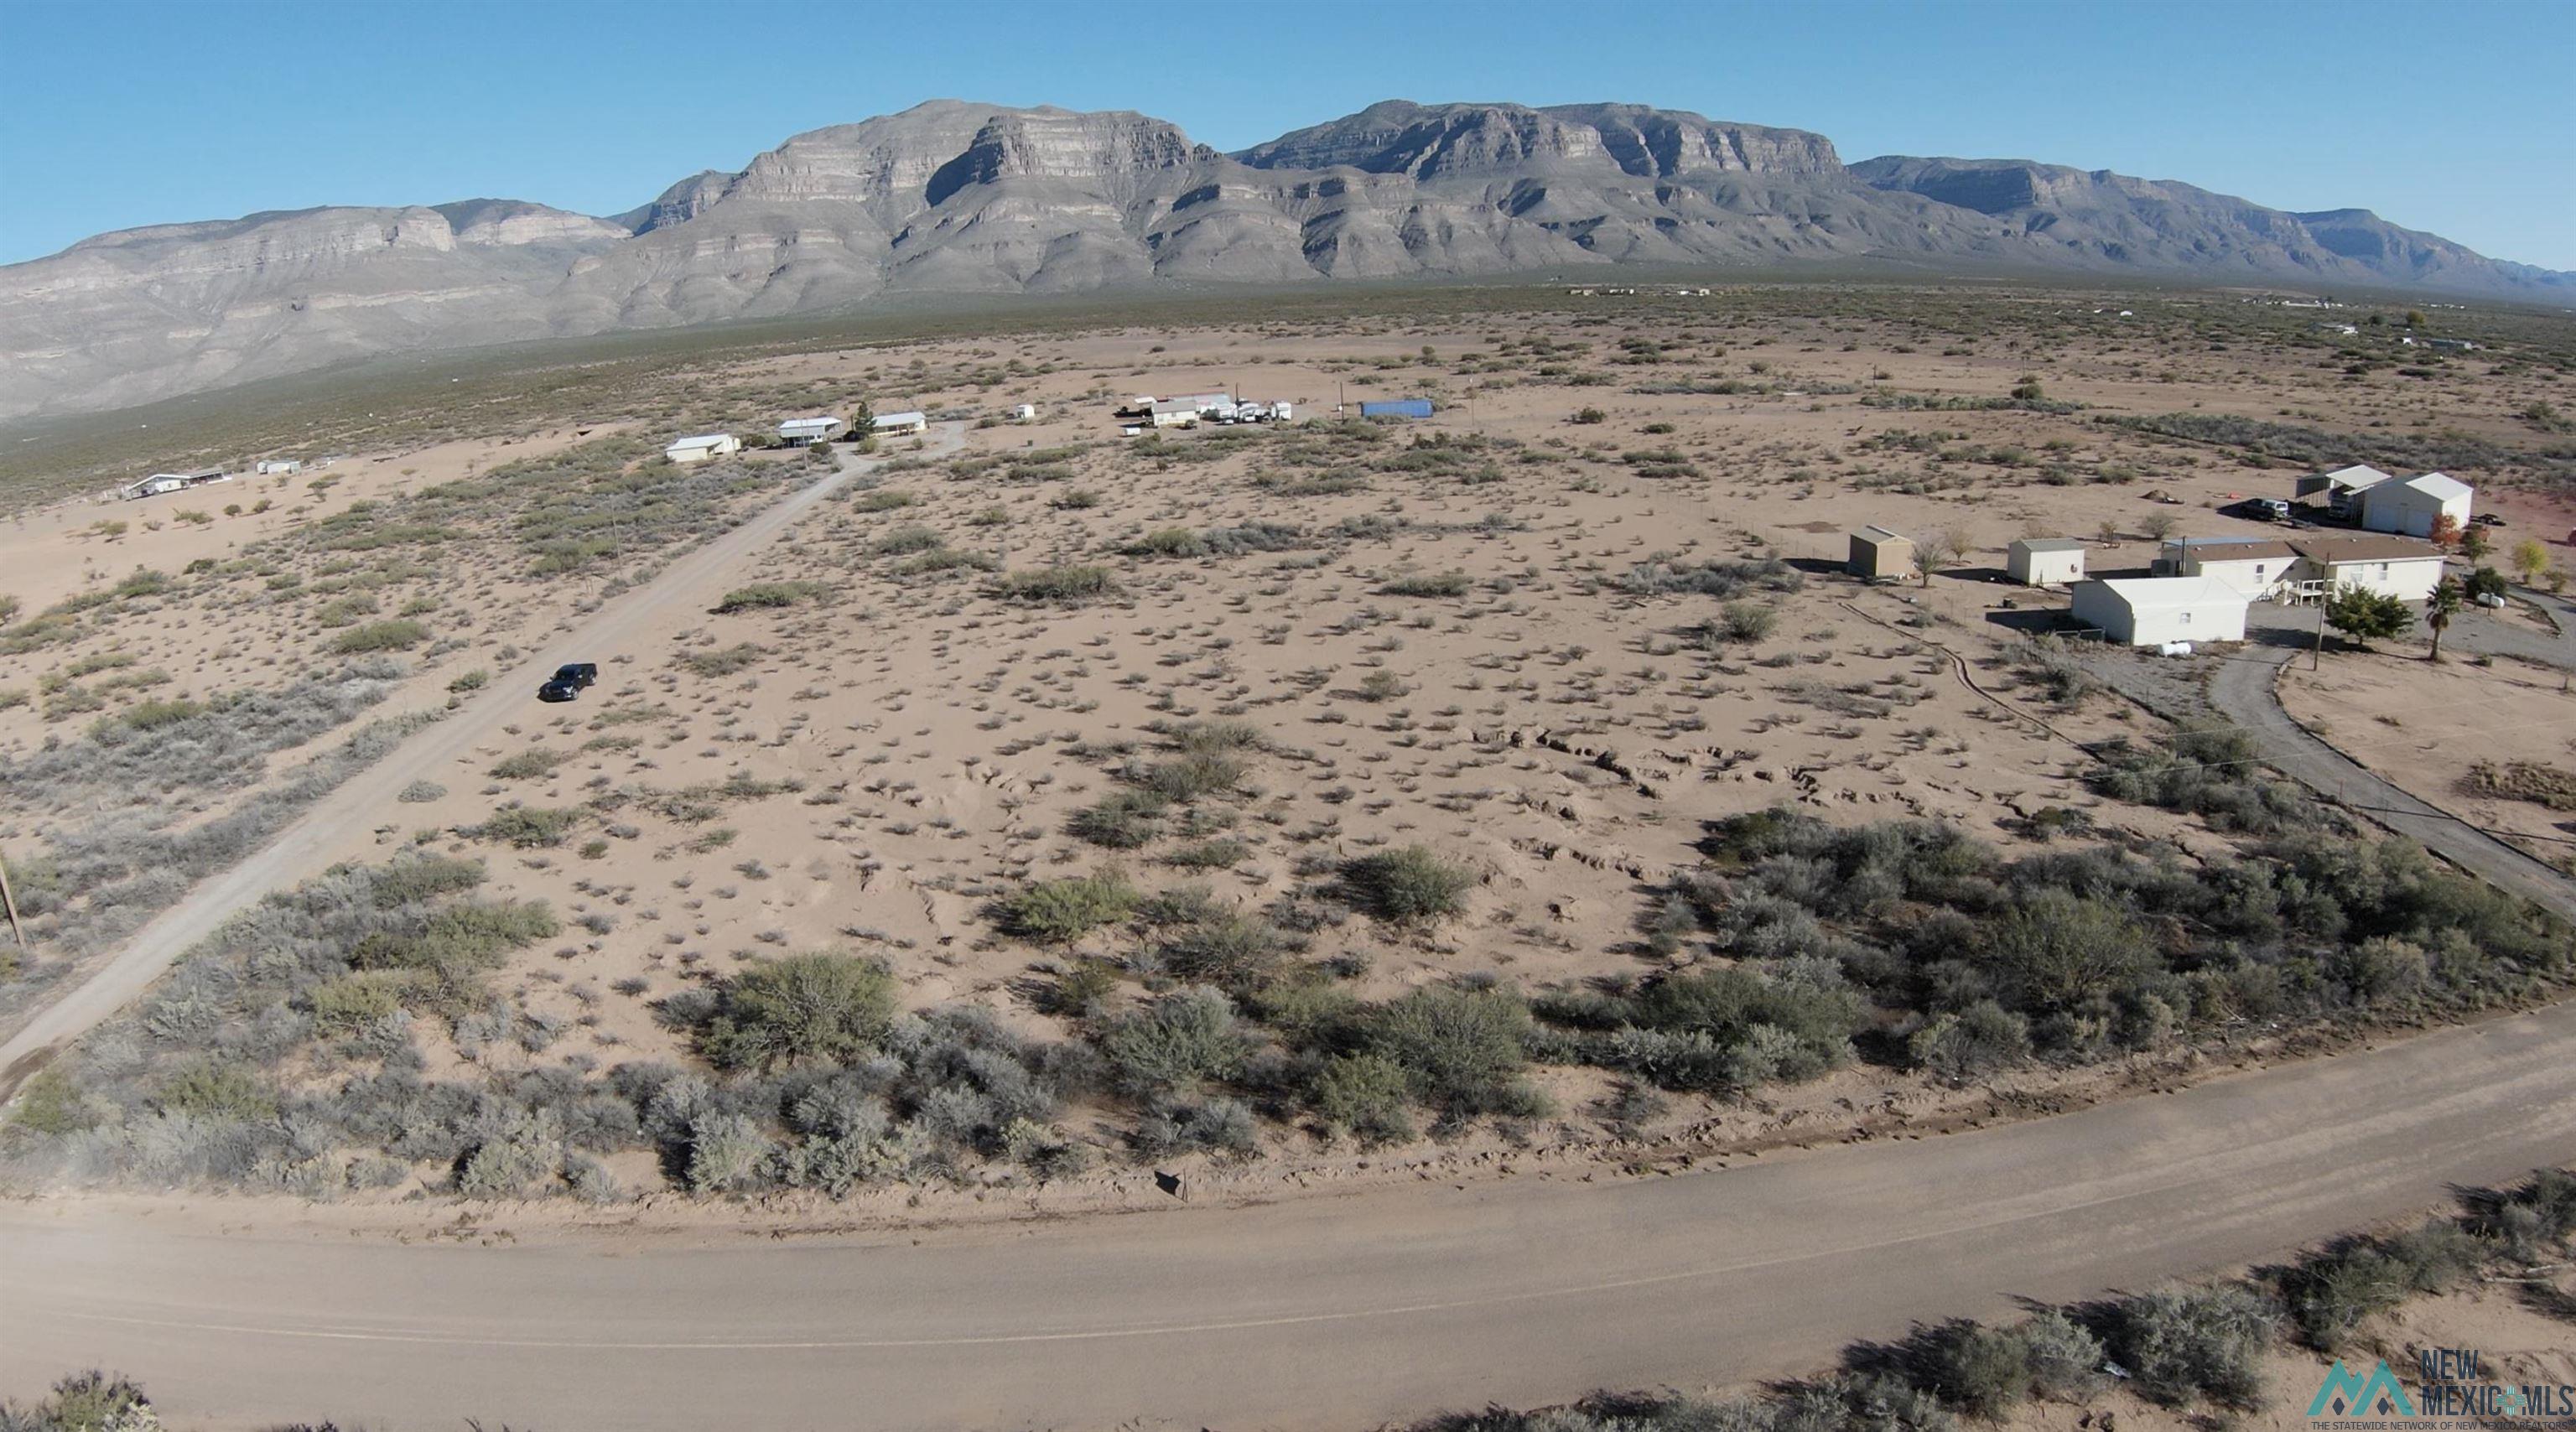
<box><xmin>1359</xmin><ymin>398</ymin><xmax>1435</xmax><ymax>419</ymax></box>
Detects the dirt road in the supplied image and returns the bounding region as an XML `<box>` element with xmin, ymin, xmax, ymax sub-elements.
<box><xmin>0</xmin><ymin>428</ymin><xmax>962</xmax><ymax>1101</ymax></box>
<box><xmin>2207</xmin><ymin>647</ymin><xmax>2576</xmax><ymax>923</ymax></box>
<box><xmin>7</xmin><ymin>999</ymin><xmax>2573</xmax><ymax>1429</ymax></box>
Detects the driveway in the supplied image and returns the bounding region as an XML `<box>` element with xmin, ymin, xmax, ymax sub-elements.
<box><xmin>2205</xmin><ymin>641</ymin><xmax>2576</xmax><ymax>922</ymax></box>
<box><xmin>0</xmin><ymin>428</ymin><xmax>963</xmax><ymax>1102</ymax></box>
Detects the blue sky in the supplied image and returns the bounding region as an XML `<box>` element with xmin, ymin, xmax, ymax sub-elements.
<box><xmin>3</xmin><ymin>0</ymin><xmax>2571</xmax><ymax>268</ymax></box>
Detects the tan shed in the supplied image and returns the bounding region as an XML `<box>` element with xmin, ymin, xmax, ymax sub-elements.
<box><xmin>1847</xmin><ymin>526</ymin><xmax>1914</xmax><ymax>581</ymax></box>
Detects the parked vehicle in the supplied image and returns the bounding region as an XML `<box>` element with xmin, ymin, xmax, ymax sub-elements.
<box><xmin>2254</xmin><ymin>498</ymin><xmax>2291</xmax><ymax>521</ymax></box>
<box><xmin>2472</xmin><ymin>513</ymin><xmax>2506</xmax><ymax>527</ymax></box>
<box><xmin>538</xmin><ymin>662</ymin><xmax>597</xmax><ymax>703</ymax></box>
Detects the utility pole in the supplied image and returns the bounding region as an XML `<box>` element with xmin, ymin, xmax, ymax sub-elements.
<box><xmin>0</xmin><ymin>848</ymin><xmax>26</xmax><ymax>954</ymax></box>
<box><xmin>2312</xmin><ymin>587</ymin><xmax>2329</xmax><ymax>671</ymax></box>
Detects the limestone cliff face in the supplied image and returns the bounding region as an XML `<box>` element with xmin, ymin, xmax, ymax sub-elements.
<box><xmin>1</xmin><ymin>99</ymin><xmax>2563</xmax><ymax>421</ymax></box>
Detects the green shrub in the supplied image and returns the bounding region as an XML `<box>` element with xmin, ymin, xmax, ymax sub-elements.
<box><xmin>871</xmin><ymin>525</ymin><xmax>946</xmax><ymax>556</ymax></box>
<box><xmin>471</xmin><ymin>806</ymin><xmax>580</xmax><ymax>848</ymax></box>
<box><xmin>1067</xmin><ymin>791</ymin><xmax>1169</xmax><ymax>848</ymax></box>
<box><xmin>1139</xmin><ymin>753</ymin><xmax>1249</xmax><ymax>802</ymax></box>
<box><xmin>1365</xmin><ymin>985</ymin><xmax>1545</xmax><ymax>1117</ymax></box>
<box><xmin>1157</xmin><ymin>911</ymin><xmax>1289</xmax><ymax>990</ymax></box>
<box><xmin>995</xmin><ymin>870</ymin><xmax>1139</xmax><ymax>943</ymax></box>
<box><xmin>1909</xmin><ymin>1001</ymin><xmax>2032</xmax><ymax>1080</ymax></box>
<box><xmin>489</xmin><ymin>748</ymin><xmax>570</xmax><ymax>781</ymax></box>
<box><xmin>1342</xmin><ymin>846</ymin><xmax>1476</xmax><ymax>925</ymax></box>
<box><xmin>992</xmin><ymin>565</ymin><xmax>1119</xmax><ymax>605</ymax></box>
<box><xmin>329</xmin><ymin>619</ymin><xmax>428</xmax><ymax>654</ymax></box>
<box><xmin>714</xmin><ymin>581</ymin><xmax>828</xmax><ymax>613</ymax></box>
<box><xmin>2112</xmin><ymin>1284</ymin><xmax>2278</xmax><ymax>1409</ymax></box>
<box><xmin>1309</xmin><ymin>1052</ymin><xmax>1417</xmax><ymax>1145</ymax></box>
<box><xmin>1382</xmin><ymin>571</ymin><xmax>1472</xmax><ymax>598</ymax></box>
<box><xmin>676</xmin><ymin>643</ymin><xmax>769</xmax><ymax>677</ymax></box>
<box><xmin>850</xmin><ymin>489</ymin><xmax>917</xmax><ymax>511</ymax></box>
<box><xmin>114</xmin><ymin>697</ymin><xmax>205</xmax><ymax>731</ymax></box>
<box><xmin>698</xmin><ymin>952</ymin><xmax>899</xmax><ymax>1071</ymax></box>
<box><xmin>153</xmin><ymin>1059</ymin><xmax>277</xmax><ymax>1121</ymax></box>
<box><xmin>1123</xmin><ymin>527</ymin><xmax>1208</xmax><ymax>558</ymax></box>
<box><xmin>308</xmin><ymin>970</ymin><xmax>422</xmax><ymax>1032</ymax></box>
<box><xmin>1101</xmin><ymin>987</ymin><xmax>1253</xmax><ymax>1094</ymax></box>
<box><xmin>1916</xmin><ymin>1320</ymin><xmax>2033</xmax><ymax>1419</ymax></box>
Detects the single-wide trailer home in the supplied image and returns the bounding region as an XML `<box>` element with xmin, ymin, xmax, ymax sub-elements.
<box><xmin>2070</xmin><ymin>577</ymin><xmax>2249</xmax><ymax>646</ymax></box>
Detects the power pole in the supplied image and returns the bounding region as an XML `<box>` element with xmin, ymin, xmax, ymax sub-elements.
<box><xmin>2312</xmin><ymin>588</ymin><xmax>2329</xmax><ymax>671</ymax></box>
<box><xmin>0</xmin><ymin>848</ymin><xmax>26</xmax><ymax>953</ymax></box>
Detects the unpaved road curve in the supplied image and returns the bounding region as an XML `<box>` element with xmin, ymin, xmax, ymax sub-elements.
<box><xmin>2209</xmin><ymin>648</ymin><xmax>2576</xmax><ymax>923</ymax></box>
<box><xmin>7</xmin><ymin>1000</ymin><xmax>2574</xmax><ymax>1429</ymax></box>
<box><xmin>0</xmin><ymin>427</ymin><xmax>962</xmax><ymax>1099</ymax></box>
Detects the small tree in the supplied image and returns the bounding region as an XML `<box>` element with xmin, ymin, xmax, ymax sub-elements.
<box><xmin>2141</xmin><ymin>511</ymin><xmax>2179</xmax><ymax>542</ymax></box>
<box><xmin>2423</xmin><ymin>576</ymin><xmax>2464</xmax><ymax>662</ymax></box>
<box><xmin>2511</xmin><ymin>538</ymin><xmax>2550</xmax><ymax>586</ymax></box>
<box><xmin>2324</xmin><ymin>585</ymin><xmax>2414</xmax><ymax>651</ymax></box>
<box><xmin>2458</xmin><ymin>525</ymin><xmax>2490</xmax><ymax>564</ymax></box>
<box><xmin>2428</xmin><ymin>512</ymin><xmax>2463</xmax><ymax>550</ymax></box>
<box><xmin>2464</xmin><ymin>567</ymin><xmax>2508</xmax><ymax>604</ymax></box>
<box><xmin>1915</xmin><ymin>528</ymin><xmax>1968</xmax><ymax>586</ymax></box>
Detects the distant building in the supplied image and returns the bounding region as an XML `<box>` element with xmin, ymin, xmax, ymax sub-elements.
<box><xmin>663</xmin><ymin>433</ymin><xmax>741</xmax><ymax>464</ymax></box>
<box><xmin>256</xmin><ymin>459</ymin><xmax>302</xmax><ymax>476</ymax></box>
<box><xmin>2357</xmin><ymin>471</ymin><xmax>2471</xmax><ymax>540</ymax></box>
<box><xmin>1012</xmin><ymin>403</ymin><xmax>1038</xmax><ymax>421</ymax></box>
<box><xmin>1359</xmin><ymin>398</ymin><xmax>1435</xmax><ymax>420</ymax></box>
<box><xmin>776</xmin><ymin>417</ymin><xmax>844</xmax><ymax>447</ymax></box>
<box><xmin>1846</xmin><ymin>526</ymin><xmax>1914</xmax><ymax>581</ymax></box>
<box><xmin>2006</xmin><ymin>537</ymin><xmax>2087</xmax><ymax>587</ymax></box>
<box><xmin>2070</xmin><ymin>577</ymin><xmax>2249</xmax><ymax>647</ymax></box>
<box><xmin>122</xmin><ymin>469</ymin><xmax>227</xmax><ymax>501</ymax></box>
<box><xmin>871</xmin><ymin>412</ymin><xmax>928</xmax><ymax>438</ymax></box>
<box><xmin>2423</xmin><ymin>338</ymin><xmax>2477</xmax><ymax>351</ymax></box>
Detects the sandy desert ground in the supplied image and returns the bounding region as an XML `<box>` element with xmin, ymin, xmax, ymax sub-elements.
<box><xmin>3</xmin><ymin>284</ymin><xmax>2572</xmax><ymax>1211</ymax></box>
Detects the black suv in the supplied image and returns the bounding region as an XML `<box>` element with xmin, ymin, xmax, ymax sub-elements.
<box><xmin>538</xmin><ymin>662</ymin><xmax>599</xmax><ymax>703</ymax></box>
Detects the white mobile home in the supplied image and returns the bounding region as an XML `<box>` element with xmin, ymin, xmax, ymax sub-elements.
<box><xmin>664</xmin><ymin>433</ymin><xmax>741</xmax><ymax>464</ymax></box>
<box><xmin>776</xmin><ymin>417</ymin><xmax>844</xmax><ymax>446</ymax></box>
<box><xmin>2290</xmin><ymin>534</ymin><xmax>2448</xmax><ymax>603</ymax></box>
<box><xmin>871</xmin><ymin>411</ymin><xmax>928</xmax><ymax>438</ymax></box>
<box><xmin>2006</xmin><ymin>538</ymin><xmax>2087</xmax><ymax>586</ymax></box>
<box><xmin>2158</xmin><ymin>537</ymin><xmax>2299</xmax><ymax>599</ymax></box>
<box><xmin>2357</xmin><ymin>472</ymin><xmax>2471</xmax><ymax>539</ymax></box>
<box><xmin>122</xmin><ymin>469</ymin><xmax>228</xmax><ymax>501</ymax></box>
<box><xmin>2070</xmin><ymin>577</ymin><xmax>2249</xmax><ymax>647</ymax></box>
<box><xmin>256</xmin><ymin>459</ymin><xmax>302</xmax><ymax>476</ymax></box>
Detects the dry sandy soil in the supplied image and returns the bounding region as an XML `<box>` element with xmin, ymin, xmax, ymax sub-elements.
<box><xmin>2279</xmin><ymin>650</ymin><xmax>2576</xmax><ymax>873</ymax></box>
<box><xmin>3</xmin><ymin>288</ymin><xmax>2572</xmax><ymax>1205</ymax></box>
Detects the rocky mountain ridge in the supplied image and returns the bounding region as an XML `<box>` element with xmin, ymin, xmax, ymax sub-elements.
<box><xmin>3</xmin><ymin>97</ymin><xmax>2561</xmax><ymax>420</ymax></box>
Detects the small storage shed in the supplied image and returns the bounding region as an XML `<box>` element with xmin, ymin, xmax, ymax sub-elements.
<box><xmin>1359</xmin><ymin>398</ymin><xmax>1435</xmax><ymax>420</ymax></box>
<box><xmin>1846</xmin><ymin>526</ymin><xmax>1914</xmax><ymax>581</ymax></box>
<box><xmin>2007</xmin><ymin>537</ymin><xmax>2086</xmax><ymax>586</ymax></box>
<box><xmin>2070</xmin><ymin>577</ymin><xmax>2249</xmax><ymax>647</ymax></box>
<box><xmin>871</xmin><ymin>412</ymin><xmax>928</xmax><ymax>438</ymax></box>
<box><xmin>1012</xmin><ymin>404</ymin><xmax>1038</xmax><ymax>420</ymax></box>
<box><xmin>664</xmin><ymin>433</ymin><xmax>740</xmax><ymax>464</ymax></box>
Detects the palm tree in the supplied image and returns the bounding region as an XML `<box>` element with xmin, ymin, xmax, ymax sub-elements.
<box><xmin>2425</xmin><ymin>576</ymin><xmax>2464</xmax><ymax>663</ymax></box>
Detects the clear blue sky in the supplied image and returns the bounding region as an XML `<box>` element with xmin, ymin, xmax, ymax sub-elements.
<box><xmin>3</xmin><ymin>0</ymin><xmax>2571</xmax><ymax>268</ymax></box>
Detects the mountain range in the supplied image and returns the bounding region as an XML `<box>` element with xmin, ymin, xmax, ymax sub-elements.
<box><xmin>3</xmin><ymin>98</ymin><xmax>2563</xmax><ymax>421</ymax></box>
